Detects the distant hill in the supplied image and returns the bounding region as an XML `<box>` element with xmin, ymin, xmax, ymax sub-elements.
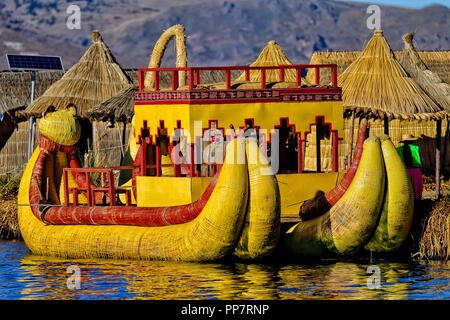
<box><xmin>0</xmin><ymin>0</ymin><xmax>448</xmax><ymax>70</ymax></box>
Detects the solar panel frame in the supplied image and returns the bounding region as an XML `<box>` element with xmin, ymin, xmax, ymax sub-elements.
<box><xmin>6</xmin><ymin>54</ymin><xmax>64</xmax><ymax>71</ymax></box>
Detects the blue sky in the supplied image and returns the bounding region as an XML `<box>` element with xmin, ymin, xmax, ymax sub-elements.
<box><xmin>339</xmin><ymin>0</ymin><xmax>449</xmax><ymax>8</ymax></box>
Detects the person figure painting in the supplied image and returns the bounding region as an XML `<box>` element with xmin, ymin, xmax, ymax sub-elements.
<box><xmin>397</xmin><ymin>134</ymin><xmax>424</xmax><ymax>200</ymax></box>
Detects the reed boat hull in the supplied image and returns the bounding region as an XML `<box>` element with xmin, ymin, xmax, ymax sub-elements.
<box><xmin>18</xmin><ymin>140</ymin><xmax>250</xmax><ymax>261</ymax></box>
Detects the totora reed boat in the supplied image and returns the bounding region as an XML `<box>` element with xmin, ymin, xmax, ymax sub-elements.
<box><xmin>18</xmin><ymin>56</ymin><xmax>414</xmax><ymax>261</ymax></box>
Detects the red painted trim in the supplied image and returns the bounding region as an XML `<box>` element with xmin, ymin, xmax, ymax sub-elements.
<box><xmin>332</xmin><ymin>130</ymin><xmax>339</xmax><ymax>172</ymax></box>
<box><xmin>325</xmin><ymin>122</ymin><xmax>368</xmax><ymax>204</ymax></box>
<box><xmin>29</xmin><ymin>148</ymin><xmax>224</xmax><ymax>227</ymax></box>
<box><xmin>297</xmin><ymin>135</ymin><xmax>303</xmax><ymax>173</ymax></box>
<box><xmin>135</xmin><ymin>88</ymin><xmax>342</xmax><ymax>106</ymax></box>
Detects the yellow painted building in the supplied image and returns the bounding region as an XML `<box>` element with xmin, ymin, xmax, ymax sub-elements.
<box><xmin>132</xmin><ymin>65</ymin><xmax>345</xmax><ymax>216</ymax></box>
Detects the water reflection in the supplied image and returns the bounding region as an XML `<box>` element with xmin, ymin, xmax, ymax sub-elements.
<box><xmin>15</xmin><ymin>252</ymin><xmax>450</xmax><ymax>300</ymax></box>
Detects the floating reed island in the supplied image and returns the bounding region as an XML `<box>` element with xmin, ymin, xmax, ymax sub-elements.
<box><xmin>0</xmin><ymin>26</ymin><xmax>449</xmax><ymax>261</ymax></box>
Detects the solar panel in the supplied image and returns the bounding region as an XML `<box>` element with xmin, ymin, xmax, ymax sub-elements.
<box><xmin>6</xmin><ymin>54</ymin><xmax>64</xmax><ymax>71</ymax></box>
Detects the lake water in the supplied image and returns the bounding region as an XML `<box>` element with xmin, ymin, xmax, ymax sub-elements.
<box><xmin>0</xmin><ymin>240</ymin><xmax>449</xmax><ymax>300</ymax></box>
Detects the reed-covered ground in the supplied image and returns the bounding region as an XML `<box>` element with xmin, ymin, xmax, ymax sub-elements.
<box><xmin>0</xmin><ymin>174</ymin><xmax>21</xmax><ymax>240</ymax></box>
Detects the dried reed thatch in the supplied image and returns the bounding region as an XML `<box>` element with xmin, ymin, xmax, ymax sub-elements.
<box><xmin>419</xmin><ymin>197</ymin><xmax>449</xmax><ymax>260</ymax></box>
<box><xmin>0</xmin><ymin>175</ymin><xmax>21</xmax><ymax>240</ymax></box>
<box><xmin>21</xmin><ymin>30</ymin><xmax>132</xmax><ymax>118</ymax></box>
<box><xmin>0</xmin><ymin>120</ymin><xmax>35</xmax><ymax>174</ymax></box>
<box><xmin>399</xmin><ymin>32</ymin><xmax>450</xmax><ymax>113</ymax></box>
<box><xmin>144</xmin><ymin>24</ymin><xmax>188</xmax><ymax>90</ymax></box>
<box><xmin>307</xmin><ymin>49</ymin><xmax>450</xmax><ymax>86</ymax></box>
<box><xmin>92</xmin><ymin>121</ymin><xmax>130</xmax><ymax>167</ymax></box>
<box><xmin>415</xmin><ymin>50</ymin><xmax>450</xmax><ymax>85</ymax></box>
<box><xmin>85</xmin><ymin>84</ymin><xmax>138</xmax><ymax>123</ymax></box>
<box><xmin>235</xmin><ymin>40</ymin><xmax>308</xmax><ymax>84</ymax></box>
<box><xmin>0</xmin><ymin>197</ymin><xmax>20</xmax><ymax>240</ymax></box>
<box><xmin>338</xmin><ymin>29</ymin><xmax>446</xmax><ymax>121</ymax></box>
<box><xmin>0</xmin><ymin>70</ymin><xmax>64</xmax><ymax>114</ymax></box>
<box><xmin>343</xmin><ymin>116</ymin><xmax>449</xmax><ymax>171</ymax></box>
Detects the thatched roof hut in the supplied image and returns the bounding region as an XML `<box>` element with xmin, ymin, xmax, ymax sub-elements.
<box><xmin>85</xmin><ymin>84</ymin><xmax>138</xmax><ymax>123</ymax></box>
<box><xmin>0</xmin><ymin>70</ymin><xmax>64</xmax><ymax>115</ymax></box>
<box><xmin>306</xmin><ymin>49</ymin><xmax>450</xmax><ymax>86</ymax></box>
<box><xmin>22</xmin><ymin>30</ymin><xmax>132</xmax><ymax>118</ymax></box>
<box><xmin>338</xmin><ymin>29</ymin><xmax>445</xmax><ymax>121</ymax></box>
<box><xmin>399</xmin><ymin>32</ymin><xmax>450</xmax><ymax>113</ymax></box>
<box><xmin>236</xmin><ymin>40</ymin><xmax>308</xmax><ymax>84</ymax></box>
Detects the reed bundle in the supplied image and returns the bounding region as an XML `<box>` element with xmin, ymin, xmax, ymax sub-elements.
<box><xmin>416</xmin><ymin>51</ymin><xmax>450</xmax><ymax>85</ymax></box>
<box><xmin>144</xmin><ymin>24</ymin><xmax>188</xmax><ymax>90</ymax></box>
<box><xmin>419</xmin><ymin>197</ymin><xmax>450</xmax><ymax>260</ymax></box>
<box><xmin>0</xmin><ymin>197</ymin><xmax>20</xmax><ymax>240</ymax></box>
<box><xmin>338</xmin><ymin>30</ymin><xmax>445</xmax><ymax>121</ymax></box>
<box><xmin>399</xmin><ymin>32</ymin><xmax>450</xmax><ymax>112</ymax></box>
<box><xmin>0</xmin><ymin>174</ymin><xmax>21</xmax><ymax>240</ymax></box>
<box><xmin>22</xmin><ymin>30</ymin><xmax>132</xmax><ymax>118</ymax></box>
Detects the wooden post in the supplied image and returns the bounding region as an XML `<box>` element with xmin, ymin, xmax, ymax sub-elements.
<box><xmin>296</xmin><ymin>68</ymin><xmax>302</xmax><ymax>87</ymax></box>
<box><xmin>226</xmin><ymin>70</ymin><xmax>231</xmax><ymax>90</ymax></box>
<box><xmin>195</xmin><ymin>69</ymin><xmax>200</xmax><ymax>85</ymax></box>
<box><xmin>139</xmin><ymin>69</ymin><xmax>144</xmax><ymax>91</ymax></box>
<box><xmin>331</xmin><ymin>65</ymin><xmax>338</xmax><ymax>87</ymax></box>
<box><xmin>63</xmin><ymin>169</ymin><xmax>69</xmax><ymax>206</ymax></box>
<box><xmin>172</xmin><ymin>70</ymin><xmax>179</xmax><ymax>90</ymax></box>
<box><xmin>86</xmin><ymin>170</ymin><xmax>93</xmax><ymax>206</ymax></box>
<box><xmin>108</xmin><ymin>169</ymin><xmax>116</xmax><ymax>206</ymax></box>
<box><xmin>315</xmin><ymin>67</ymin><xmax>320</xmax><ymax>85</ymax></box>
<box><xmin>261</xmin><ymin>68</ymin><xmax>266</xmax><ymax>89</ymax></box>
<box><xmin>279</xmin><ymin>68</ymin><xmax>285</xmax><ymax>82</ymax></box>
<box><xmin>435</xmin><ymin>119</ymin><xmax>442</xmax><ymax>200</ymax></box>
<box><xmin>154</xmin><ymin>71</ymin><xmax>160</xmax><ymax>91</ymax></box>
<box><xmin>27</xmin><ymin>71</ymin><xmax>36</xmax><ymax>161</ymax></box>
<box><xmin>442</xmin><ymin>120</ymin><xmax>449</xmax><ymax>182</ymax></box>
<box><xmin>188</xmin><ymin>69</ymin><xmax>194</xmax><ymax>90</ymax></box>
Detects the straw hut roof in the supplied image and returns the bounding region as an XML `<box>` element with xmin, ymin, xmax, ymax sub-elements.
<box><xmin>399</xmin><ymin>32</ymin><xmax>450</xmax><ymax>113</ymax></box>
<box><xmin>0</xmin><ymin>70</ymin><xmax>64</xmax><ymax>115</ymax></box>
<box><xmin>337</xmin><ymin>29</ymin><xmax>446</xmax><ymax>120</ymax></box>
<box><xmin>306</xmin><ymin>49</ymin><xmax>450</xmax><ymax>85</ymax></box>
<box><xmin>236</xmin><ymin>40</ymin><xmax>308</xmax><ymax>84</ymax></box>
<box><xmin>84</xmin><ymin>84</ymin><xmax>138</xmax><ymax>123</ymax></box>
<box><xmin>22</xmin><ymin>30</ymin><xmax>132</xmax><ymax>118</ymax></box>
